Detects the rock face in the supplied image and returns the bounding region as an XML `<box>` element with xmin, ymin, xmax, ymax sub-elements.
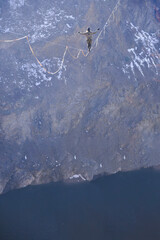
<box><xmin>0</xmin><ymin>0</ymin><xmax>160</xmax><ymax>193</ymax></box>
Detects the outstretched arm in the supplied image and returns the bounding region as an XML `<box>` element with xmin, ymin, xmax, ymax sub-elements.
<box><xmin>91</xmin><ymin>28</ymin><xmax>100</xmax><ymax>34</ymax></box>
<box><xmin>78</xmin><ymin>31</ymin><xmax>88</xmax><ymax>35</ymax></box>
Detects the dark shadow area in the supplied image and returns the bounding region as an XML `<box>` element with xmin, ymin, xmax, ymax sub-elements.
<box><xmin>0</xmin><ymin>168</ymin><xmax>160</xmax><ymax>240</ymax></box>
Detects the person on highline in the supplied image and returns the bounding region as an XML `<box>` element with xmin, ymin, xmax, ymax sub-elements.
<box><xmin>78</xmin><ymin>27</ymin><xmax>100</xmax><ymax>52</ymax></box>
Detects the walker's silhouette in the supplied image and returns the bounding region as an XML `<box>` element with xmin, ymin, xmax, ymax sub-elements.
<box><xmin>78</xmin><ymin>27</ymin><xmax>100</xmax><ymax>52</ymax></box>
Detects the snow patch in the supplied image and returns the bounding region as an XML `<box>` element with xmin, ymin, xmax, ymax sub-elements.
<box><xmin>69</xmin><ymin>174</ymin><xmax>86</xmax><ymax>181</ymax></box>
<box><xmin>10</xmin><ymin>0</ymin><xmax>25</xmax><ymax>10</ymax></box>
<box><xmin>21</xmin><ymin>60</ymin><xmax>52</xmax><ymax>86</ymax></box>
<box><xmin>64</xmin><ymin>15</ymin><xmax>75</xmax><ymax>20</ymax></box>
<box><xmin>122</xmin><ymin>22</ymin><xmax>160</xmax><ymax>78</ymax></box>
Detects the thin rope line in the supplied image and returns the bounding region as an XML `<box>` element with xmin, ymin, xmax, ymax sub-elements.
<box><xmin>93</xmin><ymin>0</ymin><xmax>121</xmax><ymax>48</ymax></box>
<box><xmin>0</xmin><ymin>0</ymin><xmax>121</xmax><ymax>74</ymax></box>
<box><xmin>67</xmin><ymin>48</ymin><xmax>82</xmax><ymax>59</ymax></box>
<box><xmin>0</xmin><ymin>35</ymin><xmax>27</xmax><ymax>42</ymax></box>
<box><xmin>48</xmin><ymin>46</ymin><xmax>68</xmax><ymax>75</ymax></box>
<box><xmin>81</xmin><ymin>50</ymin><xmax>89</xmax><ymax>57</ymax></box>
<box><xmin>26</xmin><ymin>36</ymin><xmax>68</xmax><ymax>75</ymax></box>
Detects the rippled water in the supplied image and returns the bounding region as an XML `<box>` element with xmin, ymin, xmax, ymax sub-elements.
<box><xmin>0</xmin><ymin>168</ymin><xmax>160</xmax><ymax>240</ymax></box>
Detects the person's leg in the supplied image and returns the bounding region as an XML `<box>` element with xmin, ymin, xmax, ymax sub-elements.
<box><xmin>88</xmin><ymin>43</ymin><xmax>91</xmax><ymax>51</ymax></box>
<box><xmin>87</xmin><ymin>39</ymin><xmax>92</xmax><ymax>52</ymax></box>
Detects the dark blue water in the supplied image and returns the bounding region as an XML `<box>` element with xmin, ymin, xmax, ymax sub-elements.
<box><xmin>0</xmin><ymin>168</ymin><xmax>160</xmax><ymax>240</ymax></box>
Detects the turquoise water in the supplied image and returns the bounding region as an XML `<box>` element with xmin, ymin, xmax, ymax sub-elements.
<box><xmin>0</xmin><ymin>168</ymin><xmax>160</xmax><ymax>240</ymax></box>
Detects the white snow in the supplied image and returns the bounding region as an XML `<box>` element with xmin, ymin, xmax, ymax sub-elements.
<box><xmin>21</xmin><ymin>60</ymin><xmax>52</xmax><ymax>88</ymax></box>
<box><xmin>56</xmin><ymin>163</ymin><xmax>61</xmax><ymax>167</ymax></box>
<box><xmin>122</xmin><ymin>22</ymin><xmax>160</xmax><ymax>78</ymax></box>
<box><xmin>29</xmin><ymin>9</ymin><xmax>75</xmax><ymax>43</ymax></box>
<box><xmin>29</xmin><ymin>7</ymin><xmax>63</xmax><ymax>43</ymax></box>
<box><xmin>64</xmin><ymin>15</ymin><xmax>75</xmax><ymax>20</ymax></box>
<box><xmin>1</xmin><ymin>1</ymin><xmax>72</xmax><ymax>92</ymax></box>
<box><xmin>66</xmin><ymin>23</ymin><xmax>72</xmax><ymax>28</ymax></box>
<box><xmin>10</xmin><ymin>0</ymin><xmax>25</xmax><ymax>10</ymax></box>
<box><xmin>69</xmin><ymin>174</ymin><xmax>86</xmax><ymax>181</ymax></box>
<box><xmin>4</xmin><ymin>2</ymin><xmax>76</xmax><ymax>43</ymax></box>
<box><xmin>25</xmin><ymin>155</ymin><xmax>27</xmax><ymax>160</ymax></box>
<box><xmin>56</xmin><ymin>57</ymin><xmax>67</xmax><ymax>80</ymax></box>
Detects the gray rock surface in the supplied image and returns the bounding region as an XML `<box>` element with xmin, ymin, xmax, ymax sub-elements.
<box><xmin>0</xmin><ymin>0</ymin><xmax>160</xmax><ymax>193</ymax></box>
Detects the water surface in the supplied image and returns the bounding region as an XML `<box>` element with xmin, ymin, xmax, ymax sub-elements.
<box><xmin>0</xmin><ymin>168</ymin><xmax>160</xmax><ymax>240</ymax></box>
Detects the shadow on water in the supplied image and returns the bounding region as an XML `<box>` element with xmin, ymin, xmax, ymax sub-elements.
<box><xmin>0</xmin><ymin>168</ymin><xmax>160</xmax><ymax>240</ymax></box>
